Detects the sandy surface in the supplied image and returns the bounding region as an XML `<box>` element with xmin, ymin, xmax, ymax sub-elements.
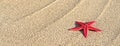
<box><xmin>0</xmin><ymin>0</ymin><xmax>120</xmax><ymax>46</ymax></box>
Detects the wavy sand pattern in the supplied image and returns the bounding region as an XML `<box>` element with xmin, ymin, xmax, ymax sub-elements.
<box><xmin>0</xmin><ymin>0</ymin><xmax>120</xmax><ymax>46</ymax></box>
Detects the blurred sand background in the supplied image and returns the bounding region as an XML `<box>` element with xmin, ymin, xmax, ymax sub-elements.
<box><xmin>0</xmin><ymin>0</ymin><xmax>120</xmax><ymax>46</ymax></box>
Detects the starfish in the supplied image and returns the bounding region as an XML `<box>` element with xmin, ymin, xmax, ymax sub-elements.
<box><xmin>70</xmin><ymin>21</ymin><xmax>101</xmax><ymax>38</ymax></box>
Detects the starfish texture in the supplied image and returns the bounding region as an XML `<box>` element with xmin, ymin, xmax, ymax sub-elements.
<box><xmin>70</xmin><ymin>21</ymin><xmax>101</xmax><ymax>38</ymax></box>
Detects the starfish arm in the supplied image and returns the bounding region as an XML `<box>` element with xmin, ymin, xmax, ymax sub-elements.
<box><xmin>87</xmin><ymin>21</ymin><xmax>96</xmax><ymax>25</ymax></box>
<box><xmin>70</xmin><ymin>27</ymin><xmax>82</xmax><ymax>31</ymax></box>
<box><xmin>88</xmin><ymin>26</ymin><xmax>101</xmax><ymax>32</ymax></box>
<box><xmin>76</xmin><ymin>21</ymin><xmax>85</xmax><ymax>25</ymax></box>
<box><xmin>83</xmin><ymin>26</ymin><xmax>89</xmax><ymax>38</ymax></box>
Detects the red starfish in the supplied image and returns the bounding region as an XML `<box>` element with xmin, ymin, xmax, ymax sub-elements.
<box><xmin>70</xmin><ymin>21</ymin><xmax>101</xmax><ymax>38</ymax></box>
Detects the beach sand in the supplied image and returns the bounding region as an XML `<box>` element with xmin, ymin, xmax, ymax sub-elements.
<box><xmin>0</xmin><ymin>0</ymin><xmax>120</xmax><ymax>46</ymax></box>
